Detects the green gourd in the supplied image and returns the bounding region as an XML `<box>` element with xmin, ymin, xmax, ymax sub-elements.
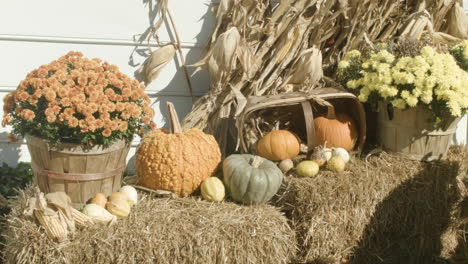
<box><xmin>223</xmin><ymin>154</ymin><xmax>283</xmax><ymax>204</ymax></box>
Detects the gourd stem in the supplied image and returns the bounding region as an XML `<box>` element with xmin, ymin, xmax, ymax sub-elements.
<box><xmin>167</xmin><ymin>102</ymin><xmax>182</xmax><ymax>134</ymax></box>
<box><xmin>250</xmin><ymin>156</ymin><xmax>263</xmax><ymax>168</ymax></box>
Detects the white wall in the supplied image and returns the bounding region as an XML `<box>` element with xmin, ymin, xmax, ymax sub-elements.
<box><xmin>0</xmin><ymin>0</ymin><xmax>216</xmax><ymax>169</ymax></box>
<box><xmin>0</xmin><ymin>0</ymin><xmax>466</xmax><ymax>169</ymax></box>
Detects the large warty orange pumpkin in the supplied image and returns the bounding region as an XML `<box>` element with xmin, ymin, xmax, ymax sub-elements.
<box><xmin>136</xmin><ymin>102</ymin><xmax>221</xmax><ymax>197</ymax></box>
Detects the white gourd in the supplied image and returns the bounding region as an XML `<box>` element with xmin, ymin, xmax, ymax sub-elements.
<box><xmin>82</xmin><ymin>204</ymin><xmax>116</xmax><ymax>224</ymax></box>
<box><xmin>119</xmin><ymin>185</ymin><xmax>138</xmax><ymax>206</ymax></box>
<box><xmin>332</xmin><ymin>148</ymin><xmax>350</xmax><ymax>163</ymax></box>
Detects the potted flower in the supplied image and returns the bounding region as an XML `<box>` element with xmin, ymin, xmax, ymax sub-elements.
<box><xmin>1</xmin><ymin>51</ymin><xmax>155</xmax><ymax>205</ymax></box>
<box><xmin>337</xmin><ymin>39</ymin><xmax>468</xmax><ymax>161</ymax></box>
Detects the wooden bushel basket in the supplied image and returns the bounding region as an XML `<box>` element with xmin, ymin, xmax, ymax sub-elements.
<box><xmin>377</xmin><ymin>102</ymin><xmax>461</xmax><ymax>161</ymax></box>
<box><xmin>237</xmin><ymin>87</ymin><xmax>366</xmax><ymax>155</ymax></box>
<box><xmin>26</xmin><ymin>135</ymin><xmax>130</xmax><ymax>207</ymax></box>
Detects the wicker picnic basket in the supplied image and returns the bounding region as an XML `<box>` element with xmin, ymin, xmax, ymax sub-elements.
<box><xmin>237</xmin><ymin>87</ymin><xmax>366</xmax><ymax>155</ymax></box>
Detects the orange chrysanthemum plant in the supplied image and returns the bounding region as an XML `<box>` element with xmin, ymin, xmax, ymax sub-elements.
<box><xmin>1</xmin><ymin>51</ymin><xmax>155</xmax><ymax>147</ymax></box>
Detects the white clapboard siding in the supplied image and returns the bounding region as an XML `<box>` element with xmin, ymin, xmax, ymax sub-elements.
<box><xmin>0</xmin><ymin>0</ymin><xmax>216</xmax><ymax>169</ymax></box>
<box><xmin>0</xmin><ymin>0</ymin><xmax>467</xmax><ymax>170</ymax></box>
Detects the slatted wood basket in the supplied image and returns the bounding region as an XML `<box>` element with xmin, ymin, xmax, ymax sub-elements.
<box><xmin>377</xmin><ymin>102</ymin><xmax>461</xmax><ymax>161</ymax></box>
<box><xmin>26</xmin><ymin>135</ymin><xmax>130</xmax><ymax>207</ymax></box>
<box><xmin>237</xmin><ymin>87</ymin><xmax>367</xmax><ymax>155</ymax></box>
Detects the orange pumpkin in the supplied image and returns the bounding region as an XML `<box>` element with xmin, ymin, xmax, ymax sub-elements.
<box><xmin>314</xmin><ymin>106</ymin><xmax>358</xmax><ymax>151</ymax></box>
<box><xmin>257</xmin><ymin>130</ymin><xmax>300</xmax><ymax>161</ymax></box>
<box><xmin>136</xmin><ymin>102</ymin><xmax>221</xmax><ymax>197</ymax></box>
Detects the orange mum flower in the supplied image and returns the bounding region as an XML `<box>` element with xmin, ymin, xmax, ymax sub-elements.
<box><xmin>131</xmin><ymin>108</ymin><xmax>142</xmax><ymax>118</ymax></box>
<box><xmin>94</xmin><ymin>119</ymin><xmax>104</xmax><ymax>128</ymax></box>
<box><xmin>107</xmin><ymin>103</ymin><xmax>116</xmax><ymax>112</ymax></box>
<box><xmin>68</xmin><ymin>117</ymin><xmax>78</xmax><ymax>128</ymax></box>
<box><xmin>37</xmin><ymin>67</ymin><xmax>48</xmax><ymax>78</ymax></box>
<box><xmin>85</xmin><ymin>116</ymin><xmax>96</xmax><ymax>124</ymax></box>
<box><xmin>16</xmin><ymin>91</ymin><xmax>29</xmax><ymax>102</ymax></box>
<box><xmin>1</xmin><ymin>115</ymin><xmax>13</xmax><ymax>127</ymax></box>
<box><xmin>110</xmin><ymin>121</ymin><xmax>119</xmax><ymax>131</ymax></box>
<box><xmin>45</xmin><ymin>108</ymin><xmax>55</xmax><ymax>117</ymax></box>
<box><xmin>57</xmin><ymin>87</ymin><xmax>69</xmax><ymax>98</ymax></box>
<box><xmin>46</xmin><ymin>114</ymin><xmax>56</xmax><ymax>123</ymax></box>
<box><xmin>52</xmin><ymin>105</ymin><xmax>61</xmax><ymax>114</ymax></box>
<box><xmin>102</xmin><ymin>128</ymin><xmax>112</xmax><ymax>137</ymax></box>
<box><xmin>118</xmin><ymin>121</ymin><xmax>128</xmax><ymax>132</ymax></box>
<box><xmin>28</xmin><ymin>96</ymin><xmax>38</xmax><ymax>105</ymax></box>
<box><xmin>60</xmin><ymin>97</ymin><xmax>71</xmax><ymax>107</ymax></box>
<box><xmin>64</xmin><ymin>107</ymin><xmax>75</xmax><ymax>116</ymax></box>
<box><xmin>101</xmin><ymin>112</ymin><xmax>111</xmax><ymax>120</ymax></box>
<box><xmin>103</xmin><ymin>119</ymin><xmax>113</xmax><ymax>128</ymax></box>
<box><xmin>122</xmin><ymin>88</ymin><xmax>131</xmax><ymax>96</ymax></box>
<box><xmin>44</xmin><ymin>88</ymin><xmax>57</xmax><ymax>101</ymax></box>
<box><xmin>142</xmin><ymin>115</ymin><xmax>151</xmax><ymax>124</ymax></box>
<box><xmin>116</xmin><ymin>102</ymin><xmax>126</xmax><ymax>112</ymax></box>
<box><xmin>20</xmin><ymin>109</ymin><xmax>35</xmax><ymax>120</ymax></box>
<box><xmin>121</xmin><ymin>111</ymin><xmax>131</xmax><ymax>120</ymax></box>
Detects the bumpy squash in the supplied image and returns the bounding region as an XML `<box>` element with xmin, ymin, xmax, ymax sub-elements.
<box><xmin>223</xmin><ymin>154</ymin><xmax>283</xmax><ymax>204</ymax></box>
<box><xmin>136</xmin><ymin>102</ymin><xmax>221</xmax><ymax>197</ymax></box>
<box><xmin>257</xmin><ymin>130</ymin><xmax>300</xmax><ymax>161</ymax></box>
<box><xmin>201</xmin><ymin>177</ymin><xmax>225</xmax><ymax>202</ymax></box>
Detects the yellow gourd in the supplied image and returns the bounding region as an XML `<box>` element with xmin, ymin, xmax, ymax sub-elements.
<box><xmin>201</xmin><ymin>177</ymin><xmax>225</xmax><ymax>202</ymax></box>
<box><xmin>106</xmin><ymin>198</ymin><xmax>131</xmax><ymax>219</ymax></box>
<box><xmin>90</xmin><ymin>193</ymin><xmax>107</xmax><ymax>208</ymax></box>
<box><xmin>108</xmin><ymin>192</ymin><xmax>130</xmax><ymax>204</ymax></box>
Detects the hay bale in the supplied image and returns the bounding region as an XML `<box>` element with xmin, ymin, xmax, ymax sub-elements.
<box><xmin>273</xmin><ymin>146</ymin><xmax>467</xmax><ymax>264</ymax></box>
<box><xmin>3</xmin><ymin>190</ymin><xmax>296</xmax><ymax>264</ymax></box>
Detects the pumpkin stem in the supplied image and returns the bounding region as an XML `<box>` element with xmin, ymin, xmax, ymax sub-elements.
<box><xmin>325</xmin><ymin>103</ymin><xmax>336</xmax><ymax>119</ymax></box>
<box><xmin>167</xmin><ymin>102</ymin><xmax>182</xmax><ymax>134</ymax></box>
<box><xmin>250</xmin><ymin>156</ymin><xmax>263</xmax><ymax>168</ymax></box>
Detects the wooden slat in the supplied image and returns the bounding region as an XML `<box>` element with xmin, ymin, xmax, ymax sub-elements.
<box><xmin>82</xmin><ymin>154</ymin><xmax>110</xmax><ymax>203</ymax></box>
<box><xmin>377</xmin><ymin>103</ymin><xmax>459</xmax><ymax>161</ymax></box>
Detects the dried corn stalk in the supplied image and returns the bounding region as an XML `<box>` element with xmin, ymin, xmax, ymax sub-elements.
<box><xmin>182</xmin><ymin>0</ymin><xmax>465</xmax><ymax>156</ymax></box>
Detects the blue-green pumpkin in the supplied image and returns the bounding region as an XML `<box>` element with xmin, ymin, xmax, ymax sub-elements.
<box><xmin>223</xmin><ymin>154</ymin><xmax>283</xmax><ymax>204</ymax></box>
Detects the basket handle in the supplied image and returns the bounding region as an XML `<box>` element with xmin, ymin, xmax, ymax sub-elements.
<box><xmin>300</xmin><ymin>98</ymin><xmax>335</xmax><ymax>152</ymax></box>
<box><xmin>300</xmin><ymin>101</ymin><xmax>316</xmax><ymax>152</ymax></box>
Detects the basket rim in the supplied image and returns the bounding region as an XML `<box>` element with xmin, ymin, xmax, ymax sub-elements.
<box><xmin>25</xmin><ymin>134</ymin><xmax>130</xmax><ymax>155</ymax></box>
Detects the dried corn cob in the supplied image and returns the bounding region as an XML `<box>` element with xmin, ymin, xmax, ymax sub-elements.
<box><xmin>71</xmin><ymin>207</ymin><xmax>94</xmax><ymax>228</ymax></box>
<box><xmin>34</xmin><ymin>210</ymin><xmax>68</xmax><ymax>242</ymax></box>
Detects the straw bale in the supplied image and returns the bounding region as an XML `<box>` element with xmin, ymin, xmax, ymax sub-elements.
<box><xmin>3</xmin><ymin>190</ymin><xmax>296</xmax><ymax>264</ymax></box>
<box><xmin>273</xmin><ymin>146</ymin><xmax>467</xmax><ymax>264</ymax></box>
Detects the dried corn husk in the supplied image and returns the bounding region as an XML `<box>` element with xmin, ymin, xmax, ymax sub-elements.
<box><xmin>24</xmin><ymin>188</ymin><xmax>74</xmax><ymax>241</ymax></box>
<box><xmin>23</xmin><ymin>188</ymin><xmax>95</xmax><ymax>241</ymax></box>
<box><xmin>193</xmin><ymin>27</ymin><xmax>241</xmax><ymax>88</ymax></box>
<box><xmin>287</xmin><ymin>47</ymin><xmax>323</xmax><ymax>86</ymax></box>
<box><xmin>33</xmin><ymin>210</ymin><xmax>68</xmax><ymax>242</ymax></box>
<box><xmin>71</xmin><ymin>207</ymin><xmax>94</xmax><ymax>228</ymax></box>
<box><xmin>400</xmin><ymin>11</ymin><xmax>433</xmax><ymax>39</ymax></box>
<box><xmin>138</xmin><ymin>43</ymin><xmax>176</xmax><ymax>85</ymax></box>
<box><xmin>444</xmin><ymin>2</ymin><xmax>468</xmax><ymax>39</ymax></box>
